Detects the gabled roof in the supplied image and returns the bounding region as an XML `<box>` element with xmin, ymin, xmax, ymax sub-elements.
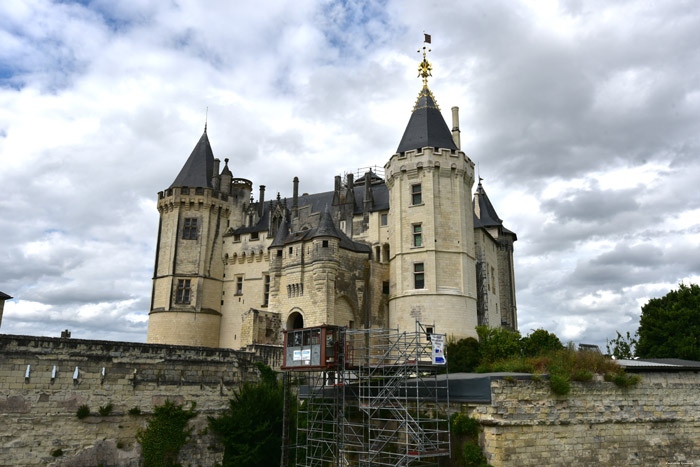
<box><xmin>396</xmin><ymin>85</ymin><xmax>458</xmax><ymax>154</ymax></box>
<box><xmin>169</xmin><ymin>129</ymin><xmax>215</xmax><ymax>188</ymax></box>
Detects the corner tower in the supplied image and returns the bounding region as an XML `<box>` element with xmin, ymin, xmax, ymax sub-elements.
<box><xmin>384</xmin><ymin>44</ymin><xmax>479</xmax><ymax>339</ymax></box>
<box><xmin>148</xmin><ymin>127</ymin><xmax>251</xmax><ymax>346</ymax></box>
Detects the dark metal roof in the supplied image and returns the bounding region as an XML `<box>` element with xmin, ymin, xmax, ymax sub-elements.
<box><xmin>169</xmin><ymin>129</ymin><xmax>215</xmax><ymax>189</ymax></box>
<box><xmin>269</xmin><ymin>217</ymin><xmax>289</xmax><ymax>247</ymax></box>
<box><xmin>0</xmin><ymin>291</ymin><xmax>12</xmax><ymax>300</ymax></box>
<box><xmin>312</xmin><ymin>208</ymin><xmax>341</xmax><ymax>239</ymax></box>
<box><xmin>396</xmin><ymin>86</ymin><xmax>458</xmax><ymax>154</ymax></box>
<box><xmin>474</xmin><ymin>182</ymin><xmax>502</xmax><ymax>227</ymax></box>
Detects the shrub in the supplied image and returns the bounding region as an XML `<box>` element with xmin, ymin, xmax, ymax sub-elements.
<box><xmin>51</xmin><ymin>449</ymin><xmax>64</xmax><ymax>457</ymax></box>
<box><xmin>549</xmin><ymin>373</ymin><xmax>570</xmax><ymax>395</ymax></box>
<box><xmin>451</xmin><ymin>413</ymin><xmax>480</xmax><ymax>438</ymax></box>
<box><xmin>462</xmin><ymin>441</ymin><xmax>488</xmax><ymax>466</ymax></box>
<box><xmin>521</xmin><ymin>329</ymin><xmax>564</xmax><ymax>357</ymax></box>
<box><xmin>447</xmin><ymin>337</ymin><xmax>481</xmax><ymax>373</ymax></box>
<box><xmin>605</xmin><ymin>372</ymin><xmax>641</xmax><ymax>388</ymax></box>
<box><xmin>128</xmin><ymin>407</ymin><xmax>142</xmax><ymax>416</ymax></box>
<box><xmin>137</xmin><ymin>400</ymin><xmax>196</xmax><ymax>467</ymax></box>
<box><xmin>116</xmin><ymin>441</ymin><xmax>124</xmax><ymax>449</ymax></box>
<box><xmin>98</xmin><ymin>403</ymin><xmax>113</xmax><ymax>416</ymax></box>
<box><xmin>571</xmin><ymin>369</ymin><xmax>593</xmax><ymax>382</ymax></box>
<box><xmin>476</xmin><ymin>326</ymin><xmax>522</xmax><ymax>363</ymax></box>
<box><xmin>76</xmin><ymin>405</ymin><xmax>90</xmax><ymax>419</ymax></box>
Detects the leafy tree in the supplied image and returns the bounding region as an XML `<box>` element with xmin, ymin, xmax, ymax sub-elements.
<box><xmin>521</xmin><ymin>329</ymin><xmax>564</xmax><ymax>357</ymax></box>
<box><xmin>476</xmin><ymin>326</ymin><xmax>522</xmax><ymax>363</ymax></box>
<box><xmin>137</xmin><ymin>399</ymin><xmax>196</xmax><ymax>467</ymax></box>
<box><xmin>447</xmin><ymin>337</ymin><xmax>481</xmax><ymax>372</ymax></box>
<box><xmin>209</xmin><ymin>362</ymin><xmax>285</xmax><ymax>467</ymax></box>
<box><xmin>606</xmin><ymin>331</ymin><xmax>637</xmax><ymax>359</ymax></box>
<box><xmin>636</xmin><ymin>283</ymin><xmax>700</xmax><ymax>360</ymax></box>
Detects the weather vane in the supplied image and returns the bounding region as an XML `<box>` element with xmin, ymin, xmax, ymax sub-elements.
<box><xmin>417</xmin><ymin>33</ymin><xmax>432</xmax><ymax>86</ymax></box>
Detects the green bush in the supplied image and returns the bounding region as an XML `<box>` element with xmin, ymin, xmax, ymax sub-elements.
<box><xmin>462</xmin><ymin>441</ymin><xmax>488</xmax><ymax>466</ymax></box>
<box><xmin>521</xmin><ymin>329</ymin><xmax>564</xmax><ymax>357</ymax></box>
<box><xmin>137</xmin><ymin>400</ymin><xmax>196</xmax><ymax>467</ymax></box>
<box><xmin>51</xmin><ymin>449</ymin><xmax>64</xmax><ymax>457</ymax></box>
<box><xmin>549</xmin><ymin>373</ymin><xmax>570</xmax><ymax>395</ymax></box>
<box><xmin>98</xmin><ymin>403</ymin><xmax>113</xmax><ymax>416</ymax></box>
<box><xmin>605</xmin><ymin>372</ymin><xmax>641</xmax><ymax>388</ymax></box>
<box><xmin>76</xmin><ymin>405</ymin><xmax>90</xmax><ymax>419</ymax></box>
<box><xmin>447</xmin><ymin>337</ymin><xmax>481</xmax><ymax>373</ymax></box>
<box><xmin>128</xmin><ymin>407</ymin><xmax>142</xmax><ymax>416</ymax></box>
<box><xmin>476</xmin><ymin>326</ymin><xmax>522</xmax><ymax>363</ymax></box>
<box><xmin>571</xmin><ymin>369</ymin><xmax>593</xmax><ymax>382</ymax></box>
<box><xmin>451</xmin><ymin>413</ymin><xmax>480</xmax><ymax>438</ymax></box>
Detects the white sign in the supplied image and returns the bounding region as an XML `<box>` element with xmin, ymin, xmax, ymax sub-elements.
<box><xmin>302</xmin><ymin>348</ymin><xmax>311</xmax><ymax>364</ymax></box>
<box><xmin>293</xmin><ymin>350</ymin><xmax>301</xmax><ymax>361</ymax></box>
<box><xmin>431</xmin><ymin>334</ymin><xmax>446</xmax><ymax>365</ymax></box>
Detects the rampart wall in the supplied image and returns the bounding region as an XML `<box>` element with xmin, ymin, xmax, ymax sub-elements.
<box><xmin>468</xmin><ymin>372</ymin><xmax>700</xmax><ymax>466</ymax></box>
<box><xmin>0</xmin><ymin>334</ymin><xmax>281</xmax><ymax>466</ymax></box>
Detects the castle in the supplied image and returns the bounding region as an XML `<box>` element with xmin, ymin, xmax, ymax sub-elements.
<box><xmin>147</xmin><ymin>51</ymin><xmax>517</xmax><ymax>349</ymax></box>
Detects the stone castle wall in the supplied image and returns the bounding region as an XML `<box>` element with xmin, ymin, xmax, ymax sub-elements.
<box><xmin>0</xmin><ymin>334</ymin><xmax>280</xmax><ymax>466</ymax></box>
<box><xmin>469</xmin><ymin>372</ymin><xmax>700</xmax><ymax>466</ymax></box>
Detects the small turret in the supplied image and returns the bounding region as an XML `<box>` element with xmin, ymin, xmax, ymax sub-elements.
<box><xmin>220</xmin><ymin>158</ymin><xmax>232</xmax><ymax>195</ymax></box>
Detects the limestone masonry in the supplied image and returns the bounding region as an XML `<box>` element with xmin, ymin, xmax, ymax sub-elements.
<box><xmin>147</xmin><ymin>79</ymin><xmax>518</xmax><ymax>349</ymax></box>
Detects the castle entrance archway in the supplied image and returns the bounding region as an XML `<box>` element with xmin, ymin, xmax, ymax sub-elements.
<box><xmin>287</xmin><ymin>311</ymin><xmax>304</xmax><ymax>330</ymax></box>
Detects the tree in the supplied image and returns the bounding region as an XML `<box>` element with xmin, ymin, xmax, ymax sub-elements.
<box><xmin>606</xmin><ymin>331</ymin><xmax>637</xmax><ymax>359</ymax></box>
<box><xmin>636</xmin><ymin>283</ymin><xmax>700</xmax><ymax>360</ymax></box>
<box><xmin>476</xmin><ymin>326</ymin><xmax>522</xmax><ymax>363</ymax></box>
<box><xmin>521</xmin><ymin>329</ymin><xmax>564</xmax><ymax>357</ymax></box>
<box><xmin>209</xmin><ymin>363</ymin><xmax>286</xmax><ymax>467</ymax></box>
<box><xmin>447</xmin><ymin>337</ymin><xmax>480</xmax><ymax>373</ymax></box>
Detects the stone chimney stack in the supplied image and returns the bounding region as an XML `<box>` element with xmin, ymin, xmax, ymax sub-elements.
<box><xmin>212</xmin><ymin>158</ymin><xmax>221</xmax><ymax>191</ymax></box>
<box><xmin>258</xmin><ymin>185</ymin><xmax>265</xmax><ymax>217</ymax></box>
<box><xmin>451</xmin><ymin>106</ymin><xmax>461</xmax><ymax>150</ymax></box>
<box><xmin>292</xmin><ymin>177</ymin><xmax>299</xmax><ymax>218</ymax></box>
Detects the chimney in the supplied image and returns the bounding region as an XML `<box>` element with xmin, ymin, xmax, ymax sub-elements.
<box><xmin>292</xmin><ymin>177</ymin><xmax>299</xmax><ymax>217</ymax></box>
<box><xmin>258</xmin><ymin>185</ymin><xmax>265</xmax><ymax>217</ymax></box>
<box><xmin>451</xmin><ymin>106</ymin><xmax>461</xmax><ymax>150</ymax></box>
<box><xmin>212</xmin><ymin>158</ymin><xmax>221</xmax><ymax>191</ymax></box>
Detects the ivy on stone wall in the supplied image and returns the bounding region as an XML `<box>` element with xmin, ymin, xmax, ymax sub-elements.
<box><xmin>137</xmin><ymin>399</ymin><xmax>196</xmax><ymax>467</ymax></box>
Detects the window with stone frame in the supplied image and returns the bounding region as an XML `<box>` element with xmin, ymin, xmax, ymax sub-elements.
<box><xmin>175</xmin><ymin>279</ymin><xmax>191</xmax><ymax>304</ymax></box>
<box><xmin>411</xmin><ymin>183</ymin><xmax>422</xmax><ymax>205</ymax></box>
<box><xmin>414</xmin><ymin>263</ymin><xmax>425</xmax><ymax>289</ymax></box>
<box><xmin>236</xmin><ymin>276</ymin><xmax>243</xmax><ymax>295</ymax></box>
<box><xmin>263</xmin><ymin>274</ymin><xmax>270</xmax><ymax>306</ymax></box>
<box><xmin>183</xmin><ymin>218</ymin><xmax>198</xmax><ymax>240</ymax></box>
<box><xmin>380</xmin><ymin>213</ymin><xmax>388</xmax><ymax>226</ymax></box>
<box><xmin>412</xmin><ymin>224</ymin><xmax>423</xmax><ymax>247</ymax></box>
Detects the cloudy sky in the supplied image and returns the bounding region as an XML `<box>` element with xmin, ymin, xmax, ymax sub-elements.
<box><xmin>1</xmin><ymin>0</ymin><xmax>699</xmax><ymax>350</ymax></box>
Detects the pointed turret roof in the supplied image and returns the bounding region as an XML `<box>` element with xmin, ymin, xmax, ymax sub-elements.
<box><xmin>396</xmin><ymin>85</ymin><xmax>458</xmax><ymax>153</ymax></box>
<box><xmin>473</xmin><ymin>181</ymin><xmax>502</xmax><ymax>227</ymax></box>
<box><xmin>312</xmin><ymin>208</ymin><xmax>341</xmax><ymax>239</ymax></box>
<box><xmin>269</xmin><ymin>217</ymin><xmax>289</xmax><ymax>248</ymax></box>
<box><xmin>169</xmin><ymin>129</ymin><xmax>215</xmax><ymax>188</ymax></box>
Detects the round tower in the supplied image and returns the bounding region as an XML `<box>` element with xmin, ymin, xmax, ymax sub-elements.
<box><xmin>384</xmin><ymin>48</ymin><xmax>478</xmax><ymax>339</ymax></box>
<box><xmin>148</xmin><ymin>128</ymin><xmax>245</xmax><ymax>347</ymax></box>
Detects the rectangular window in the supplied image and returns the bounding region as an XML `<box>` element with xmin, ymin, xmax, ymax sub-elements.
<box><xmin>413</xmin><ymin>224</ymin><xmax>423</xmax><ymax>247</ymax></box>
<box><xmin>263</xmin><ymin>274</ymin><xmax>270</xmax><ymax>306</ymax></box>
<box><xmin>183</xmin><ymin>218</ymin><xmax>198</xmax><ymax>240</ymax></box>
<box><xmin>277</xmin><ymin>249</ymin><xmax>283</xmax><ymax>257</ymax></box>
<box><xmin>175</xmin><ymin>279</ymin><xmax>191</xmax><ymax>304</ymax></box>
<box><xmin>322</xmin><ymin>240</ymin><xmax>329</xmax><ymax>248</ymax></box>
<box><xmin>236</xmin><ymin>276</ymin><xmax>243</xmax><ymax>295</ymax></box>
<box><xmin>382</xmin><ymin>281</ymin><xmax>390</xmax><ymax>294</ymax></box>
<box><xmin>250</xmin><ymin>232</ymin><xmax>259</xmax><ymax>240</ymax></box>
<box><xmin>233</xmin><ymin>234</ymin><xmax>240</xmax><ymax>242</ymax></box>
<box><xmin>289</xmin><ymin>247</ymin><xmax>293</xmax><ymax>255</ymax></box>
<box><xmin>380</xmin><ymin>213</ymin><xmax>388</xmax><ymax>226</ymax></box>
<box><xmin>411</xmin><ymin>184</ymin><xmax>422</xmax><ymax>205</ymax></box>
<box><xmin>414</xmin><ymin>263</ymin><xmax>425</xmax><ymax>289</ymax></box>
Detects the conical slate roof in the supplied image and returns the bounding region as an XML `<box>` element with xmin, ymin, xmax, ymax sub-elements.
<box><xmin>169</xmin><ymin>129</ymin><xmax>215</xmax><ymax>188</ymax></box>
<box><xmin>311</xmin><ymin>208</ymin><xmax>341</xmax><ymax>239</ymax></box>
<box><xmin>473</xmin><ymin>182</ymin><xmax>502</xmax><ymax>227</ymax></box>
<box><xmin>396</xmin><ymin>85</ymin><xmax>458</xmax><ymax>153</ymax></box>
<box><xmin>269</xmin><ymin>217</ymin><xmax>289</xmax><ymax>248</ymax></box>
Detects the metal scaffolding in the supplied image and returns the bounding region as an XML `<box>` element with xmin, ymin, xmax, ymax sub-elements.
<box><xmin>283</xmin><ymin>322</ymin><xmax>450</xmax><ymax>467</ymax></box>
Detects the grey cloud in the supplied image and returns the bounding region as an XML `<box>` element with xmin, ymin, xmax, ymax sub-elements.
<box><xmin>541</xmin><ymin>186</ymin><xmax>642</xmax><ymax>223</ymax></box>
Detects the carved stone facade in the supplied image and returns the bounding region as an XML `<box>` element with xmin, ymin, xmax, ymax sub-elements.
<box><xmin>147</xmin><ymin>82</ymin><xmax>518</xmax><ymax>349</ymax></box>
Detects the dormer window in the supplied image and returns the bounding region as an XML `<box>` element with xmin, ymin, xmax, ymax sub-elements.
<box><xmin>250</xmin><ymin>232</ymin><xmax>259</xmax><ymax>241</ymax></box>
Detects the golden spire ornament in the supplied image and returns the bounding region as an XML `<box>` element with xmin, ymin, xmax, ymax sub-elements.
<box><xmin>417</xmin><ymin>33</ymin><xmax>432</xmax><ymax>86</ymax></box>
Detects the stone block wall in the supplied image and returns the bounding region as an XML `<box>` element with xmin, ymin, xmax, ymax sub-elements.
<box><xmin>467</xmin><ymin>372</ymin><xmax>700</xmax><ymax>466</ymax></box>
<box><xmin>0</xmin><ymin>335</ymin><xmax>279</xmax><ymax>466</ymax></box>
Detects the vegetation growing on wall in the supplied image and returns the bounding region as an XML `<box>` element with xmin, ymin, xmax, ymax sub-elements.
<box><xmin>76</xmin><ymin>404</ymin><xmax>90</xmax><ymax>419</ymax></box>
<box><xmin>137</xmin><ymin>399</ymin><xmax>196</xmax><ymax>467</ymax></box>
<box><xmin>450</xmin><ymin>413</ymin><xmax>490</xmax><ymax>466</ymax></box>
<box><xmin>209</xmin><ymin>362</ymin><xmax>287</xmax><ymax>467</ymax></box>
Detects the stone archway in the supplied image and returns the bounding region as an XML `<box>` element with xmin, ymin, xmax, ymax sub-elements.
<box><xmin>286</xmin><ymin>310</ymin><xmax>304</xmax><ymax>330</ymax></box>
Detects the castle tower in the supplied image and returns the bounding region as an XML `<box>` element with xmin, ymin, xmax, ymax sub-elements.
<box><xmin>384</xmin><ymin>45</ymin><xmax>479</xmax><ymax>339</ymax></box>
<box><xmin>148</xmin><ymin>127</ymin><xmax>249</xmax><ymax>347</ymax></box>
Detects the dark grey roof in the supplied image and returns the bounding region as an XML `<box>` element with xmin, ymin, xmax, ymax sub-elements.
<box><xmin>312</xmin><ymin>209</ymin><xmax>341</xmax><ymax>239</ymax></box>
<box><xmin>169</xmin><ymin>129</ymin><xmax>215</xmax><ymax>189</ymax></box>
<box><xmin>474</xmin><ymin>182</ymin><xmax>502</xmax><ymax>227</ymax></box>
<box><xmin>396</xmin><ymin>86</ymin><xmax>458</xmax><ymax>154</ymax></box>
<box><xmin>269</xmin><ymin>217</ymin><xmax>289</xmax><ymax>247</ymax></box>
<box><xmin>0</xmin><ymin>291</ymin><xmax>12</xmax><ymax>300</ymax></box>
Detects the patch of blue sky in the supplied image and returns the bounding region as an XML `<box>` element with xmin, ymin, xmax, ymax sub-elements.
<box><xmin>320</xmin><ymin>0</ymin><xmax>392</xmax><ymax>63</ymax></box>
<box><xmin>55</xmin><ymin>0</ymin><xmax>137</xmax><ymax>33</ymax></box>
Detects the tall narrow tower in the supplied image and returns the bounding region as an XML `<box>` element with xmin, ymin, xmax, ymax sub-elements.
<box><xmin>384</xmin><ymin>43</ymin><xmax>479</xmax><ymax>339</ymax></box>
<box><xmin>148</xmin><ymin>127</ymin><xmax>249</xmax><ymax>347</ymax></box>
